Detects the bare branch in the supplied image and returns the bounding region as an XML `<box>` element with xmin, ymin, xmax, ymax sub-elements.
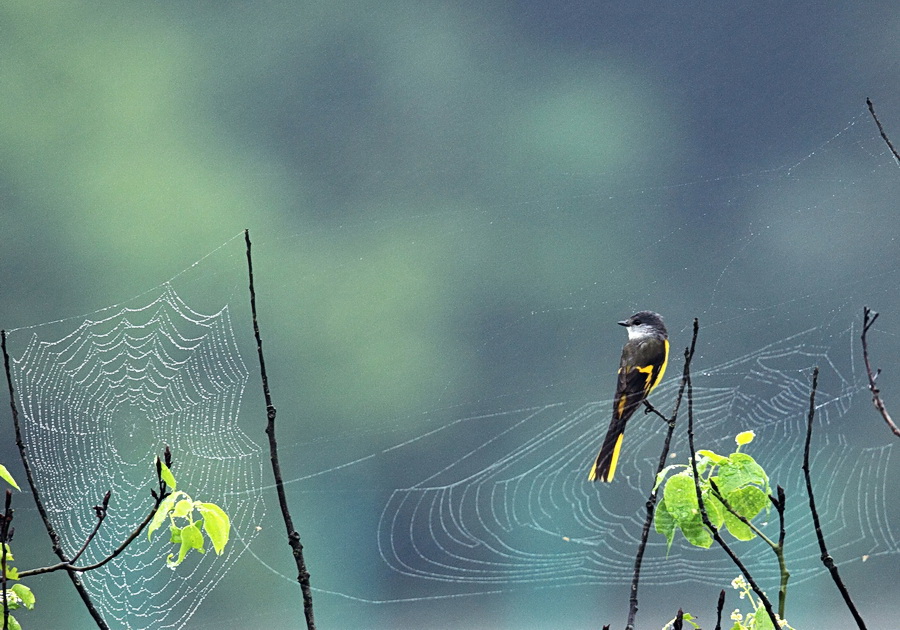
<box><xmin>803</xmin><ymin>367</ymin><xmax>868</xmax><ymax>628</ymax></box>
<box><xmin>244</xmin><ymin>230</ymin><xmax>316</xmax><ymax>630</ymax></box>
<box><xmin>860</xmin><ymin>307</ymin><xmax>900</xmax><ymax>437</ymax></box>
<box><xmin>867</xmin><ymin>98</ymin><xmax>900</xmax><ymax>166</ymax></box>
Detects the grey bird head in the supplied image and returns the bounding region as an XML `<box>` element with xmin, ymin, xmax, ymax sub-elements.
<box><xmin>618</xmin><ymin>311</ymin><xmax>667</xmax><ymax>340</ymax></box>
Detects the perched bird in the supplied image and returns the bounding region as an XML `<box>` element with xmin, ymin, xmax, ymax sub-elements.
<box><xmin>589</xmin><ymin>311</ymin><xmax>669</xmax><ymax>482</ymax></box>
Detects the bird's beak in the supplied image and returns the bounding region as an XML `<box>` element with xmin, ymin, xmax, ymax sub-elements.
<box><xmin>617</xmin><ymin>320</ymin><xmax>629</xmax><ymax>327</ymax></box>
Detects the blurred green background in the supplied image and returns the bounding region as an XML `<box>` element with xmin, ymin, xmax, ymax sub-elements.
<box><xmin>2</xmin><ymin>2</ymin><xmax>900</xmax><ymax>628</ymax></box>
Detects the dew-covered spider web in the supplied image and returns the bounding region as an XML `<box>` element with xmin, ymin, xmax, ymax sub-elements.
<box><xmin>251</xmin><ymin>109</ymin><xmax>900</xmax><ymax>627</ymax></box>
<box><xmin>3</xmin><ymin>235</ymin><xmax>267</xmax><ymax>630</ymax></box>
<box><xmin>4</xmin><ymin>110</ymin><xmax>900</xmax><ymax>629</ymax></box>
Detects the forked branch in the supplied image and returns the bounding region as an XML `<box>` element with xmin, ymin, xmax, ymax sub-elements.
<box><xmin>18</xmin><ymin>451</ymin><xmax>172</xmax><ymax>578</ymax></box>
<box><xmin>860</xmin><ymin>307</ymin><xmax>900</xmax><ymax>438</ymax></box>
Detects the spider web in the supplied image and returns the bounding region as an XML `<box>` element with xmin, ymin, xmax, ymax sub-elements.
<box><xmin>4</xmin><ymin>111</ymin><xmax>900</xmax><ymax>629</ymax></box>
<box><xmin>248</xmin><ymin>110</ymin><xmax>900</xmax><ymax>627</ymax></box>
<box><xmin>4</xmin><ymin>236</ymin><xmax>266</xmax><ymax>630</ymax></box>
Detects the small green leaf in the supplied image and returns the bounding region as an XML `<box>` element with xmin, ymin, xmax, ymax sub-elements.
<box><xmin>747</xmin><ymin>607</ymin><xmax>776</xmax><ymax>630</ymax></box>
<box><xmin>678</xmin><ymin>512</ymin><xmax>713</xmax><ymax>548</ymax></box>
<box><xmin>159</xmin><ymin>460</ymin><xmax>176</xmax><ymax>490</ymax></box>
<box><xmin>705</xmin><ymin>493</ymin><xmax>726</xmax><ymax>530</ymax></box>
<box><xmin>714</xmin><ymin>453</ymin><xmax>768</xmax><ymax>495</ymax></box>
<box><xmin>735</xmin><ymin>430</ymin><xmax>755</xmax><ymax>446</ymax></box>
<box><xmin>654</xmin><ymin>464</ymin><xmax>685</xmax><ymax>492</ymax></box>
<box><xmin>721</xmin><ymin>486</ymin><xmax>768</xmax><ymax>541</ymax></box>
<box><xmin>728</xmin><ymin>485</ymin><xmax>769</xmax><ymax>520</ymax></box>
<box><xmin>5</xmin><ymin>565</ymin><xmax>19</xmax><ymax>580</ymax></box>
<box><xmin>663</xmin><ymin>473</ymin><xmax>699</xmax><ymax>521</ymax></box>
<box><xmin>148</xmin><ymin>493</ymin><xmax>177</xmax><ymax>541</ymax></box>
<box><xmin>11</xmin><ymin>583</ymin><xmax>34</xmax><ymax>609</ymax></box>
<box><xmin>0</xmin><ymin>464</ymin><xmax>20</xmax><ymax>490</ymax></box>
<box><xmin>7</xmin><ymin>613</ymin><xmax>22</xmax><ymax>630</ymax></box>
<box><xmin>3</xmin><ymin>542</ymin><xmax>14</xmax><ymax>562</ymax></box>
<box><xmin>198</xmin><ymin>503</ymin><xmax>231</xmax><ymax>555</ymax></box>
<box><xmin>663</xmin><ymin>473</ymin><xmax>713</xmax><ymax>548</ymax></box>
<box><xmin>171</xmin><ymin>497</ymin><xmax>195</xmax><ymax>520</ymax></box>
<box><xmin>187</xmin><ymin>521</ymin><xmax>205</xmax><ymax>550</ymax></box>
<box><xmin>169</xmin><ymin>522</ymin><xmax>205</xmax><ymax>568</ymax></box>
<box><xmin>722</xmin><ymin>510</ymin><xmax>754</xmax><ymax>541</ymax></box>
<box><xmin>696</xmin><ymin>449</ymin><xmax>727</xmax><ymax>464</ymax></box>
<box><xmin>654</xmin><ymin>497</ymin><xmax>676</xmax><ymax>550</ymax></box>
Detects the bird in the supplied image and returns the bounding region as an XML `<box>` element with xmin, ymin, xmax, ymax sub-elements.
<box><xmin>588</xmin><ymin>311</ymin><xmax>669</xmax><ymax>482</ymax></box>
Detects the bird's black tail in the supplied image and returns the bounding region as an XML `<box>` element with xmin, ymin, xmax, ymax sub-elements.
<box><xmin>588</xmin><ymin>416</ymin><xmax>627</xmax><ymax>482</ymax></box>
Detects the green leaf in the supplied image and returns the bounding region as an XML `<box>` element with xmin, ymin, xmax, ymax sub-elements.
<box><xmin>705</xmin><ymin>493</ymin><xmax>726</xmax><ymax>530</ymax></box>
<box><xmin>722</xmin><ymin>510</ymin><xmax>754</xmax><ymax>541</ymax></box>
<box><xmin>663</xmin><ymin>473</ymin><xmax>698</xmax><ymax>521</ymax></box>
<box><xmin>735</xmin><ymin>430</ymin><xmax>755</xmax><ymax>446</ymax></box>
<box><xmin>679</xmin><ymin>512</ymin><xmax>713</xmax><ymax>548</ymax></box>
<box><xmin>11</xmin><ymin>583</ymin><xmax>34</xmax><ymax>609</ymax></box>
<box><xmin>159</xmin><ymin>460</ymin><xmax>176</xmax><ymax>491</ymax></box>
<box><xmin>148</xmin><ymin>493</ymin><xmax>178</xmax><ymax>540</ymax></box>
<box><xmin>654</xmin><ymin>464</ymin><xmax>685</xmax><ymax>492</ymax></box>
<box><xmin>663</xmin><ymin>473</ymin><xmax>713</xmax><ymax>548</ymax></box>
<box><xmin>171</xmin><ymin>497</ymin><xmax>195</xmax><ymax>520</ymax></box>
<box><xmin>728</xmin><ymin>485</ymin><xmax>769</xmax><ymax>520</ymax></box>
<box><xmin>3</xmin><ymin>542</ymin><xmax>14</xmax><ymax>562</ymax></box>
<box><xmin>0</xmin><ymin>464</ymin><xmax>20</xmax><ymax>490</ymax></box>
<box><xmin>168</xmin><ymin>521</ymin><xmax>205</xmax><ymax>568</ymax></box>
<box><xmin>654</xmin><ymin>497</ymin><xmax>676</xmax><ymax>550</ymax></box>
<box><xmin>198</xmin><ymin>502</ymin><xmax>231</xmax><ymax>555</ymax></box>
<box><xmin>720</xmin><ymin>485</ymin><xmax>769</xmax><ymax>541</ymax></box>
<box><xmin>748</xmin><ymin>608</ymin><xmax>776</xmax><ymax>630</ymax></box>
<box><xmin>7</xmin><ymin>613</ymin><xmax>21</xmax><ymax>630</ymax></box>
<box><xmin>187</xmin><ymin>521</ymin><xmax>205</xmax><ymax>550</ymax></box>
<box><xmin>714</xmin><ymin>453</ymin><xmax>768</xmax><ymax>495</ymax></box>
<box><xmin>696</xmin><ymin>449</ymin><xmax>727</xmax><ymax>464</ymax></box>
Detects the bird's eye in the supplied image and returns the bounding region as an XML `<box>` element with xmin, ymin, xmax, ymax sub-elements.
<box><xmin>632</xmin><ymin>319</ymin><xmax>641</xmax><ymax>325</ymax></box>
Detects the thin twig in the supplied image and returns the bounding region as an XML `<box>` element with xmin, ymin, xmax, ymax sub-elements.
<box><xmin>69</xmin><ymin>491</ymin><xmax>111</xmax><ymax>564</ymax></box>
<box><xmin>1</xmin><ymin>491</ymin><xmax>11</xmax><ymax>630</ymax></box>
<box><xmin>802</xmin><ymin>367</ymin><xmax>868</xmax><ymax>629</ymax></box>
<box><xmin>860</xmin><ymin>307</ymin><xmax>900</xmax><ymax>437</ymax></box>
<box><xmin>642</xmin><ymin>400</ymin><xmax>668</xmax><ymax>423</ymax></box>
<box><xmin>714</xmin><ymin>589</ymin><xmax>725</xmax><ymax>630</ymax></box>
<box><xmin>772</xmin><ymin>486</ymin><xmax>788</xmax><ymax>619</ymax></box>
<box><xmin>20</xmin><ymin>481</ymin><xmax>167</xmax><ymax>577</ymax></box>
<box><xmin>625</xmin><ymin>318</ymin><xmax>699</xmax><ymax>630</ymax></box>
<box><xmin>867</xmin><ymin>97</ymin><xmax>900</xmax><ymax>166</ymax></box>
<box><xmin>2</xmin><ymin>330</ymin><xmax>110</xmax><ymax>629</ymax></box>
<box><xmin>244</xmin><ymin>230</ymin><xmax>316</xmax><ymax>630</ymax></box>
<box><xmin>686</xmin><ymin>338</ymin><xmax>779</xmax><ymax>628</ymax></box>
<box><xmin>21</xmin><ymin>452</ymin><xmax>170</xmax><ymax>577</ymax></box>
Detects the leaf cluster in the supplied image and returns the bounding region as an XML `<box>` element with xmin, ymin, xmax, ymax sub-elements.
<box><xmin>147</xmin><ymin>462</ymin><xmax>231</xmax><ymax>568</ymax></box>
<box><xmin>655</xmin><ymin>432</ymin><xmax>770</xmax><ymax>550</ymax></box>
